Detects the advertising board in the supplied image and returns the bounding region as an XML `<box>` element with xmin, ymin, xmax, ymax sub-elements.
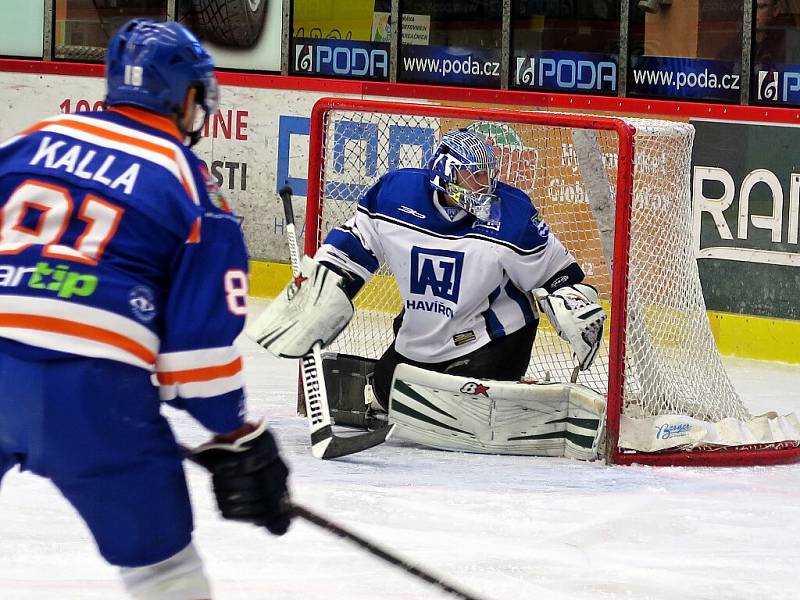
<box><xmin>692</xmin><ymin>119</ymin><xmax>800</xmax><ymax>319</ymax></box>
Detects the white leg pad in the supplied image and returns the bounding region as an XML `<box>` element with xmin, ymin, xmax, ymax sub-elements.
<box><xmin>119</xmin><ymin>542</ymin><xmax>211</xmax><ymax>600</ymax></box>
<box><xmin>389</xmin><ymin>364</ymin><xmax>606</xmax><ymax>460</ymax></box>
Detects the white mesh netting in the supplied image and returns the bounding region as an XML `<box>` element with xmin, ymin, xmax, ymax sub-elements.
<box><xmin>309</xmin><ymin>105</ymin><xmax>752</xmax><ymax>439</ymax></box>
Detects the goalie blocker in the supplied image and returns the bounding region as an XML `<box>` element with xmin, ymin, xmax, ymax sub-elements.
<box><xmin>246</xmin><ymin>256</ymin><xmax>354</xmax><ymax>358</ymax></box>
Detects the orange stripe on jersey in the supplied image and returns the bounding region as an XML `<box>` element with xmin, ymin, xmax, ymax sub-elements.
<box><xmin>0</xmin><ymin>313</ymin><xmax>156</xmax><ymax>365</ymax></box>
<box><xmin>108</xmin><ymin>106</ymin><xmax>183</xmax><ymax>142</ymax></box>
<box><xmin>157</xmin><ymin>356</ymin><xmax>242</xmax><ymax>385</ymax></box>
<box><xmin>186</xmin><ymin>217</ymin><xmax>202</xmax><ymax>243</ymax></box>
<box><xmin>24</xmin><ymin>118</ymin><xmax>170</xmax><ymax>157</ymax></box>
<box><xmin>23</xmin><ymin>117</ymin><xmax>197</xmax><ymax>202</ymax></box>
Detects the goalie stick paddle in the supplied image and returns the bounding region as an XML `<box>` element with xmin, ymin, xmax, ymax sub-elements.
<box><xmin>278</xmin><ymin>186</ymin><xmax>394</xmax><ymax>459</ymax></box>
<box><xmin>182</xmin><ymin>447</ymin><xmax>492</xmax><ymax>600</ymax></box>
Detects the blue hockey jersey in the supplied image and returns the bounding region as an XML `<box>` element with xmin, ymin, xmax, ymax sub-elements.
<box><xmin>315</xmin><ymin>168</ymin><xmax>576</xmax><ymax>363</ymax></box>
<box><xmin>0</xmin><ymin>107</ymin><xmax>248</xmax><ymax>433</ymax></box>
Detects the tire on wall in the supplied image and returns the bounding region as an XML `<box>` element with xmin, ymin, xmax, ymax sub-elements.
<box><xmin>191</xmin><ymin>0</ymin><xmax>268</xmax><ymax>48</ymax></box>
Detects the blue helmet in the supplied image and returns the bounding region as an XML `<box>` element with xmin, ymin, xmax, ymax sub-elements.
<box><xmin>428</xmin><ymin>129</ymin><xmax>500</xmax><ymax>222</ymax></box>
<box><xmin>105</xmin><ymin>19</ymin><xmax>219</xmax><ymax>120</ymax></box>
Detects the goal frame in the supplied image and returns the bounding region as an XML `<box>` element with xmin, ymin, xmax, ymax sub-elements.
<box><xmin>304</xmin><ymin>97</ymin><xmax>800</xmax><ymax>467</ymax></box>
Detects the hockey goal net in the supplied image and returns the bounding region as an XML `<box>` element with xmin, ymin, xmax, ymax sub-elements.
<box><xmin>304</xmin><ymin>97</ymin><xmax>800</xmax><ymax>466</ymax></box>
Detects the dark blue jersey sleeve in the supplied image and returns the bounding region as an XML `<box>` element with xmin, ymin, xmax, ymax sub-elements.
<box><xmin>155</xmin><ymin>206</ymin><xmax>250</xmax><ymax>434</ymax></box>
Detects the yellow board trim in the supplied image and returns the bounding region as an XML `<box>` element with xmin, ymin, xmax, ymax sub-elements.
<box><xmin>249</xmin><ymin>260</ymin><xmax>800</xmax><ymax>364</ymax></box>
<box><xmin>248</xmin><ymin>260</ymin><xmax>292</xmax><ymax>299</ymax></box>
<box><xmin>708</xmin><ymin>310</ymin><xmax>800</xmax><ymax>364</ymax></box>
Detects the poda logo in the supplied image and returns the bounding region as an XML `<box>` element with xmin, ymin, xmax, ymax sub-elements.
<box><xmin>129</xmin><ymin>285</ymin><xmax>157</xmax><ymax>322</ymax></box>
<box><xmin>515</xmin><ymin>56</ymin><xmax>616</xmax><ymax>91</ymax></box>
<box><xmin>460</xmin><ymin>382</ymin><xmax>490</xmax><ymax>397</ymax></box>
<box><xmin>295</xmin><ymin>45</ymin><xmax>313</xmax><ymax>72</ymax></box>
<box><xmin>295</xmin><ymin>41</ymin><xmax>388</xmax><ymax>77</ymax></box>
<box><xmin>756</xmin><ymin>69</ymin><xmax>800</xmax><ymax>102</ymax></box>
<box><xmin>757</xmin><ymin>71</ymin><xmax>779</xmax><ymax>101</ymax></box>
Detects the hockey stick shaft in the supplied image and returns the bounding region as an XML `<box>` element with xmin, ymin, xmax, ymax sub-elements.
<box><xmin>278</xmin><ymin>186</ymin><xmax>393</xmax><ymax>459</ymax></box>
<box><xmin>289</xmin><ymin>503</ymin><xmax>493</xmax><ymax>600</ymax></box>
<box><xmin>182</xmin><ymin>446</ymin><xmax>489</xmax><ymax>600</ymax></box>
<box><xmin>279</xmin><ymin>186</ymin><xmax>335</xmax><ymax>458</ymax></box>
<box><xmin>281</xmin><ymin>191</ymin><xmax>302</xmax><ymax>279</ymax></box>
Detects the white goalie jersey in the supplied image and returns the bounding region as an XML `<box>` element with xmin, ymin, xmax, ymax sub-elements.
<box><xmin>315</xmin><ymin>168</ymin><xmax>577</xmax><ymax>363</ymax></box>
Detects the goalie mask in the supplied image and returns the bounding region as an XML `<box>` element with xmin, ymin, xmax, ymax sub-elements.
<box><xmin>429</xmin><ymin>129</ymin><xmax>500</xmax><ymax>223</ymax></box>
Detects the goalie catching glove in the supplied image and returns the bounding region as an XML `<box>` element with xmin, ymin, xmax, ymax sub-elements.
<box><xmin>246</xmin><ymin>256</ymin><xmax>354</xmax><ymax>358</ymax></box>
<box><xmin>534</xmin><ymin>283</ymin><xmax>606</xmax><ymax>371</ymax></box>
<box><xmin>191</xmin><ymin>421</ymin><xmax>292</xmax><ymax>535</ymax></box>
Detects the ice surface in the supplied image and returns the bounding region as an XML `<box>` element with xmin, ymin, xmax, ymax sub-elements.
<box><xmin>1</xmin><ymin>299</ymin><xmax>798</xmax><ymax>599</ymax></box>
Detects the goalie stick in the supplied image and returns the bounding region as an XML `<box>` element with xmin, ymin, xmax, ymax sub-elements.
<box><xmin>278</xmin><ymin>186</ymin><xmax>394</xmax><ymax>459</ymax></box>
<box><xmin>182</xmin><ymin>447</ymin><xmax>492</xmax><ymax>600</ymax></box>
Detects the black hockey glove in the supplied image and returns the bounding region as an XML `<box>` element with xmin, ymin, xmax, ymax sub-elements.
<box><xmin>192</xmin><ymin>421</ymin><xmax>292</xmax><ymax>536</ymax></box>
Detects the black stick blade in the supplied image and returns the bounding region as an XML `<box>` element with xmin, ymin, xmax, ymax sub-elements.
<box><xmin>319</xmin><ymin>423</ymin><xmax>395</xmax><ymax>460</ymax></box>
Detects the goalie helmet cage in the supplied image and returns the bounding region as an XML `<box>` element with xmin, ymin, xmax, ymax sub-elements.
<box><xmin>304</xmin><ymin>97</ymin><xmax>800</xmax><ymax>467</ymax></box>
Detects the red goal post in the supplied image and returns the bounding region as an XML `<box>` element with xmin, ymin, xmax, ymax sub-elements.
<box><xmin>303</xmin><ymin>97</ymin><xmax>800</xmax><ymax>466</ymax></box>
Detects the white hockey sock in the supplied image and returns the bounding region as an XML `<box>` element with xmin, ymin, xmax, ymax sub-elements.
<box><xmin>119</xmin><ymin>542</ymin><xmax>212</xmax><ymax>600</ymax></box>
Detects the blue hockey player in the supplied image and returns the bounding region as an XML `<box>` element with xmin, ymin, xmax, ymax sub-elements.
<box><xmin>254</xmin><ymin>128</ymin><xmax>606</xmax><ymax>413</ymax></box>
<box><xmin>0</xmin><ymin>19</ymin><xmax>290</xmax><ymax>599</ymax></box>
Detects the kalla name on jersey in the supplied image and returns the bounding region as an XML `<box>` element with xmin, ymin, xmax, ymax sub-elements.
<box><xmin>29</xmin><ymin>136</ymin><xmax>141</xmax><ymax>195</ymax></box>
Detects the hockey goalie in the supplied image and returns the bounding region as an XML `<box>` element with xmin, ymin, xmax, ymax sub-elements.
<box><xmin>250</xmin><ymin>129</ymin><xmax>607</xmax><ymax>460</ymax></box>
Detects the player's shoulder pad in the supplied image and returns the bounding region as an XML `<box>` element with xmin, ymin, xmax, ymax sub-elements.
<box><xmin>495</xmin><ymin>180</ymin><xmax>536</xmax><ymax>212</ymax></box>
<box><xmin>494</xmin><ymin>181</ymin><xmax>550</xmax><ymax>251</ymax></box>
<box><xmin>359</xmin><ymin>168</ymin><xmax>433</xmax><ymax>219</ymax></box>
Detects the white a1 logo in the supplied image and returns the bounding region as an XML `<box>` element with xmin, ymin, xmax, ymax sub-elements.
<box><xmin>409</xmin><ymin>246</ymin><xmax>464</xmax><ymax>303</ymax></box>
